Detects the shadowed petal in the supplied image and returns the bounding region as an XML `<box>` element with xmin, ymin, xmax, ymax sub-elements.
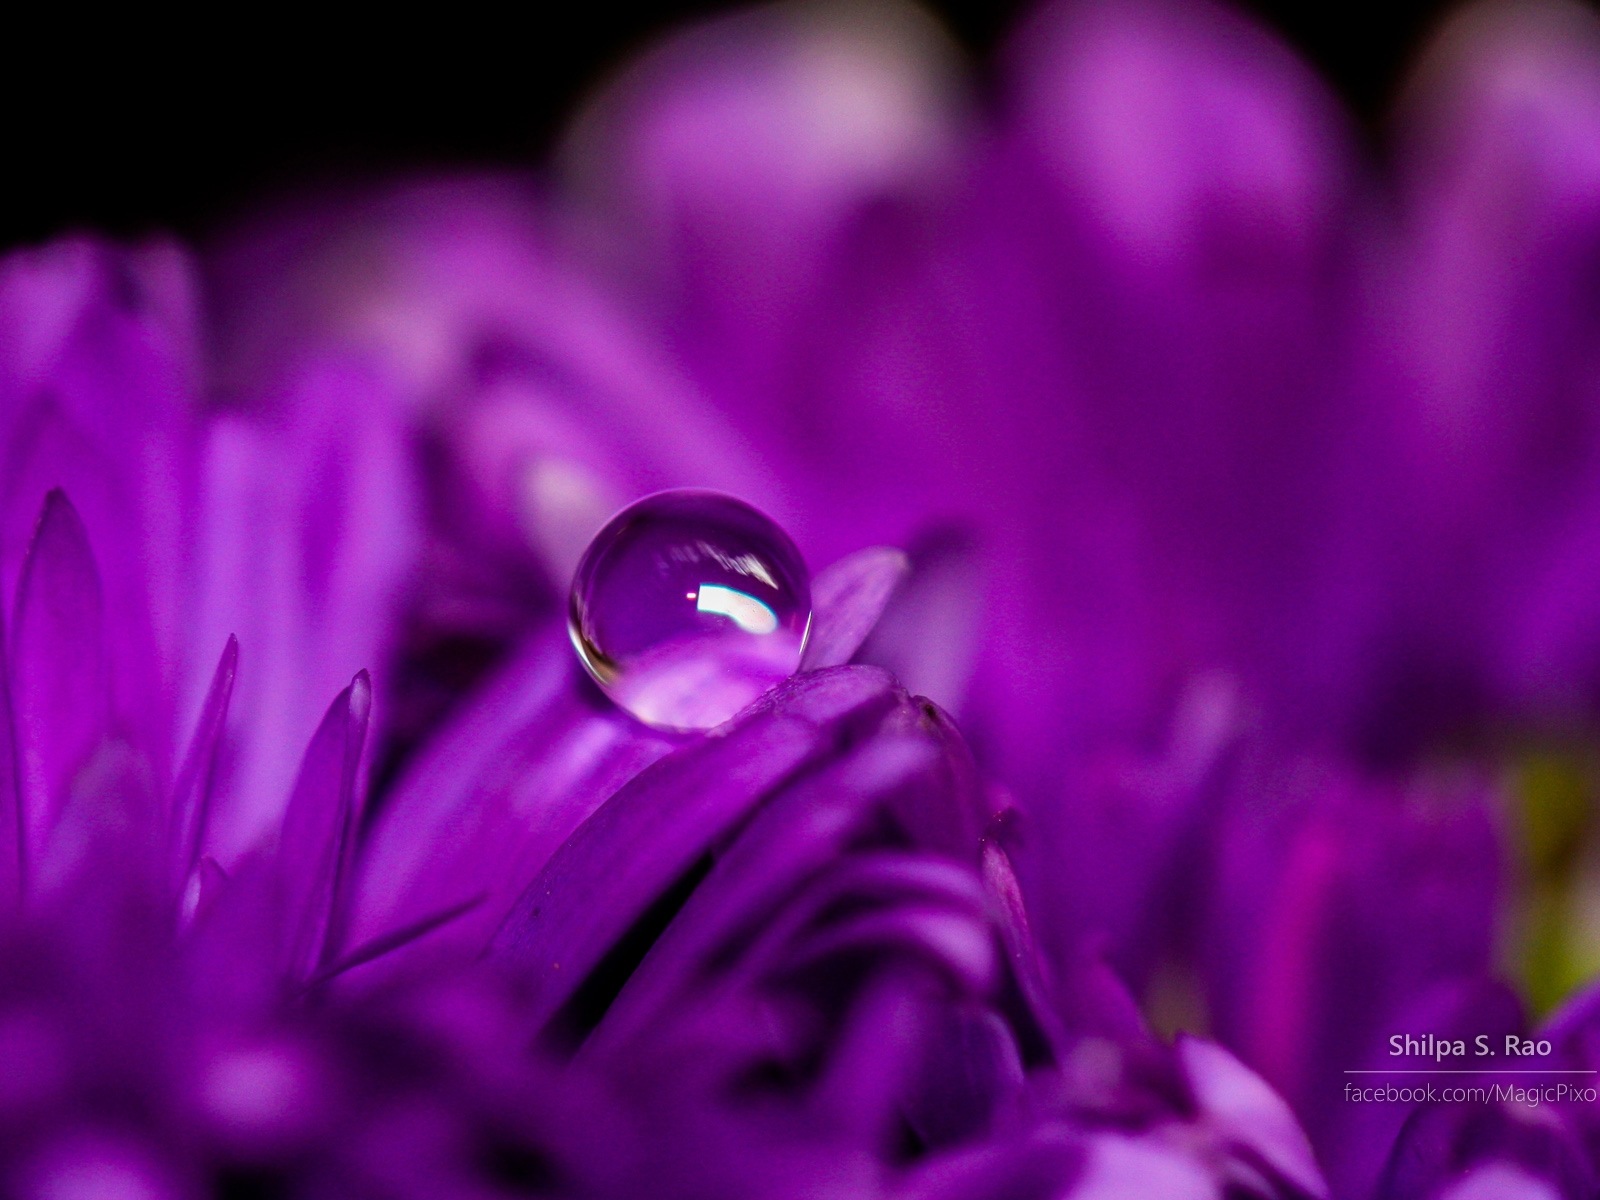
<box><xmin>10</xmin><ymin>490</ymin><xmax>107</xmax><ymax>882</ymax></box>
<box><xmin>276</xmin><ymin>672</ymin><xmax>371</xmax><ymax>981</ymax></box>
<box><xmin>168</xmin><ymin>635</ymin><xmax>237</xmax><ymax>897</ymax></box>
<box><xmin>582</xmin><ymin>733</ymin><xmax>948</xmax><ymax>1054</ymax></box>
<box><xmin>0</xmin><ymin>621</ymin><xmax>17</xmax><ymax>911</ymax></box>
<box><xmin>901</xmin><ymin>1005</ymin><xmax>1024</xmax><ymax>1151</ymax></box>
<box><xmin>1375</xmin><ymin>1097</ymin><xmax>1592</xmax><ymax>1200</ymax></box>
<box><xmin>896</xmin><ymin>1129</ymin><xmax>1083</xmax><ymax>1200</ymax></box>
<box><xmin>490</xmin><ymin>665</ymin><xmax>899</xmax><ymax>1032</ymax></box>
<box><xmin>346</xmin><ymin>622</ymin><xmax>673</xmax><ymax>979</ymax></box>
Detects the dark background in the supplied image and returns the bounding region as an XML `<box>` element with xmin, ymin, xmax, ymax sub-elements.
<box><xmin>9</xmin><ymin>0</ymin><xmax>1450</xmax><ymax>248</ymax></box>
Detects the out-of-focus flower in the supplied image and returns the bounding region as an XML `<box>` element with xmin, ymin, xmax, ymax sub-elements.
<box><xmin>9</xmin><ymin>0</ymin><xmax>1600</xmax><ymax>1194</ymax></box>
<box><xmin>0</xmin><ymin>232</ymin><xmax>1324</xmax><ymax>1196</ymax></box>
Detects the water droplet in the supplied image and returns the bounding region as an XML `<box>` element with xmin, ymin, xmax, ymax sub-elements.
<box><xmin>569</xmin><ymin>491</ymin><xmax>812</xmax><ymax>731</ymax></box>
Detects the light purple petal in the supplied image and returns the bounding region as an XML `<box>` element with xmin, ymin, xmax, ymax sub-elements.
<box><xmin>800</xmin><ymin>546</ymin><xmax>909</xmax><ymax>671</ymax></box>
<box><xmin>0</xmin><ymin>240</ymin><xmax>199</xmax><ymax>784</ymax></box>
<box><xmin>856</xmin><ymin>529</ymin><xmax>982</xmax><ymax>713</ymax></box>
<box><xmin>1179</xmin><ymin>1035</ymin><xmax>1327</xmax><ymax>1200</ymax></box>
<box><xmin>1288</xmin><ymin>0</ymin><xmax>1600</xmax><ymax>751</ymax></box>
<box><xmin>560</xmin><ymin>0</ymin><xmax>967</xmax><ymax>439</ymax></box>
<box><xmin>191</xmin><ymin>362</ymin><xmax>417</xmax><ymax>865</ymax></box>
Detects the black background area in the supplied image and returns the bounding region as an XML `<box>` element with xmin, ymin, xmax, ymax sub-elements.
<box><xmin>8</xmin><ymin>0</ymin><xmax>1453</xmax><ymax>247</ymax></box>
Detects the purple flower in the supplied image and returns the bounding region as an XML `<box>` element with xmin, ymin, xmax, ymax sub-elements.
<box><xmin>8</xmin><ymin>0</ymin><xmax>1600</xmax><ymax>1194</ymax></box>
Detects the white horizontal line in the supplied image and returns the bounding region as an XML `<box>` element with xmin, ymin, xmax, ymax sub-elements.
<box><xmin>1343</xmin><ymin>1070</ymin><xmax>1596</xmax><ymax>1075</ymax></box>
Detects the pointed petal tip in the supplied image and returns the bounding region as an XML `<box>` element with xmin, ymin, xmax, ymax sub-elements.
<box><xmin>32</xmin><ymin>486</ymin><xmax>86</xmax><ymax>540</ymax></box>
<box><xmin>215</xmin><ymin>635</ymin><xmax>240</xmax><ymax>684</ymax></box>
<box><xmin>349</xmin><ymin>670</ymin><xmax>373</xmax><ymax>725</ymax></box>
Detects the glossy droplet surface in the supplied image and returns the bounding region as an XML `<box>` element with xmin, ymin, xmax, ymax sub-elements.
<box><xmin>570</xmin><ymin>491</ymin><xmax>812</xmax><ymax>731</ymax></box>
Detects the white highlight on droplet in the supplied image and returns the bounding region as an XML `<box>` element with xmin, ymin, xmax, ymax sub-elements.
<box><xmin>696</xmin><ymin>584</ymin><xmax>779</xmax><ymax>634</ymax></box>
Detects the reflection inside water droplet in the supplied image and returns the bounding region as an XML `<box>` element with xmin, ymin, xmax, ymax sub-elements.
<box><xmin>569</xmin><ymin>490</ymin><xmax>811</xmax><ymax>731</ymax></box>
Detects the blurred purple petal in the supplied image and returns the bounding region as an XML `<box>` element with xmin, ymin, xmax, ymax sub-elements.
<box><xmin>191</xmin><ymin>363</ymin><xmax>415</xmax><ymax>864</ymax></box>
<box><xmin>1375</xmin><ymin>1096</ymin><xmax>1593</xmax><ymax>1200</ymax></box>
<box><xmin>1179</xmin><ymin>1036</ymin><xmax>1326</xmax><ymax>1199</ymax></box>
<box><xmin>10</xmin><ymin>491</ymin><xmax>107</xmax><ymax>882</ymax></box>
<box><xmin>801</xmin><ymin>545</ymin><xmax>910</xmax><ymax>671</ymax></box>
<box><xmin>1335</xmin><ymin>0</ymin><xmax>1600</xmax><ymax>748</ymax></box>
<box><xmin>33</xmin><ymin>740</ymin><xmax>163</xmax><ymax>904</ymax></box>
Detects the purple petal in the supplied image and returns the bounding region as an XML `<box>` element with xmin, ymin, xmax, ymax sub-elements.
<box><xmin>185</xmin><ymin>854</ymin><xmax>228</xmax><ymax>927</ymax></box>
<box><xmin>800</xmin><ymin>546</ymin><xmax>909</xmax><ymax>671</ymax></box>
<box><xmin>809</xmin><ymin>972</ymin><xmax>930</xmax><ymax>1156</ymax></box>
<box><xmin>944</xmin><ymin>0</ymin><xmax>1367</xmax><ymax>780</ymax></box>
<box><xmin>489</xmin><ymin>665</ymin><xmax>899</xmax><ymax>1034</ymax></box>
<box><xmin>33</xmin><ymin>740</ymin><xmax>162</xmax><ymax>904</ymax></box>
<box><xmin>10</xmin><ymin>490</ymin><xmax>107</xmax><ymax>884</ymax></box>
<box><xmin>1329</xmin><ymin>978</ymin><xmax>1525</xmax><ymax>1200</ymax></box>
<box><xmin>167</xmin><ymin>635</ymin><xmax>237</xmax><ymax>896</ymax></box>
<box><xmin>901</xmin><ymin>1005</ymin><xmax>1025</xmax><ymax>1150</ymax></box>
<box><xmin>856</xmin><ymin>528</ymin><xmax>982</xmax><ymax>713</ymax></box>
<box><xmin>1375</xmin><ymin>1095</ymin><xmax>1592</xmax><ymax>1200</ymax></box>
<box><xmin>981</xmin><ymin>841</ymin><xmax>1072</xmax><ymax>1063</ymax></box>
<box><xmin>345</xmin><ymin>623</ymin><xmax>673</xmax><ymax>978</ymax></box>
<box><xmin>1069</xmin><ymin>1133</ymin><xmax>1216</xmax><ymax>1199</ymax></box>
<box><xmin>190</xmin><ymin>362</ymin><xmax>417</xmax><ymax>864</ymax></box>
<box><xmin>275</xmin><ymin>672</ymin><xmax>371</xmax><ymax>981</ymax></box>
<box><xmin>208</xmin><ymin>178</ymin><xmax>773</xmax><ymax>582</ymax></box>
<box><xmin>560</xmin><ymin>1</ymin><xmax>967</xmax><ymax>440</ymax></box>
<box><xmin>18</xmin><ymin>1131</ymin><xmax>185</xmax><ymax>1200</ymax></box>
<box><xmin>1209</xmin><ymin>766</ymin><xmax>1502</xmax><ymax>1092</ymax></box>
<box><xmin>762</xmin><ymin>865</ymin><xmax>995</xmax><ymax>994</ymax></box>
<box><xmin>584</xmin><ymin>733</ymin><xmax>946</xmax><ymax>1053</ymax></box>
<box><xmin>1179</xmin><ymin>1036</ymin><xmax>1327</xmax><ymax>1200</ymax></box>
<box><xmin>1028</xmin><ymin>673</ymin><xmax>1241</xmax><ymax>995</ymax></box>
<box><xmin>1337</xmin><ymin>0</ymin><xmax>1600</xmax><ymax>744</ymax></box>
<box><xmin>304</xmin><ymin>892</ymin><xmax>486</xmax><ymax>989</ymax></box>
<box><xmin>0</xmin><ymin>620</ymin><xmax>17</xmax><ymax>912</ymax></box>
<box><xmin>1436</xmin><ymin>1169</ymin><xmax>1570</xmax><ymax>1200</ymax></box>
<box><xmin>0</xmin><ymin>241</ymin><xmax>199</xmax><ymax>778</ymax></box>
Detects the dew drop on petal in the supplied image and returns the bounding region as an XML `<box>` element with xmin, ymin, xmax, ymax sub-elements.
<box><xmin>569</xmin><ymin>490</ymin><xmax>812</xmax><ymax>731</ymax></box>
